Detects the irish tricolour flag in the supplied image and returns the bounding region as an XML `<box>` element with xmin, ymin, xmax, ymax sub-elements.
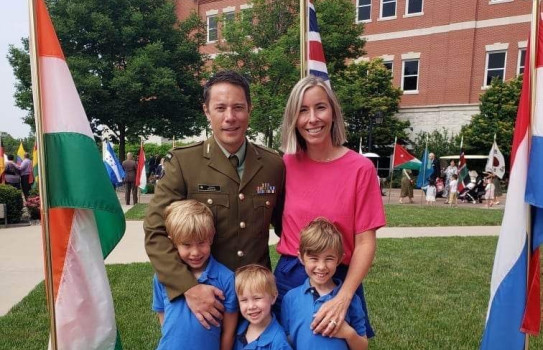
<box><xmin>31</xmin><ymin>0</ymin><xmax>125</xmax><ymax>348</ymax></box>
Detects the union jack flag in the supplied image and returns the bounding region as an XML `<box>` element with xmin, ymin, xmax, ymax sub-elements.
<box><xmin>308</xmin><ymin>0</ymin><xmax>330</xmax><ymax>85</ymax></box>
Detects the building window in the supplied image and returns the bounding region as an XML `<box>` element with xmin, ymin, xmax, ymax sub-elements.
<box><xmin>223</xmin><ymin>11</ymin><xmax>235</xmax><ymax>27</ymax></box>
<box><xmin>207</xmin><ymin>15</ymin><xmax>218</xmax><ymax>42</ymax></box>
<box><xmin>518</xmin><ymin>49</ymin><xmax>526</xmax><ymax>75</ymax></box>
<box><xmin>383</xmin><ymin>61</ymin><xmax>393</xmax><ymax>71</ymax></box>
<box><xmin>357</xmin><ymin>0</ymin><xmax>371</xmax><ymax>22</ymax></box>
<box><xmin>381</xmin><ymin>0</ymin><xmax>396</xmax><ymax>18</ymax></box>
<box><xmin>485</xmin><ymin>51</ymin><xmax>506</xmax><ymax>86</ymax></box>
<box><xmin>402</xmin><ymin>59</ymin><xmax>419</xmax><ymax>92</ymax></box>
<box><xmin>242</xmin><ymin>8</ymin><xmax>253</xmax><ymax>26</ymax></box>
<box><xmin>406</xmin><ymin>0</ymin><xmax>423</xmax><ymax>14</ymax></box>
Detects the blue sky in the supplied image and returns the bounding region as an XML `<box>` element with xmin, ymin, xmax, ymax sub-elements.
<box><xmin>1</xmin><ymin>1</ymin><xmax>31</xmax><ymax>139</ymax></box>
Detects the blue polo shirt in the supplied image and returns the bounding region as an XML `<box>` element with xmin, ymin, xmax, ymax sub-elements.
<box><xmin>234</xmin><ymin>314</ymin><xmax>292</xmax><ymax>350</ymax></box>
<box><xmin>152</xmin><ymin>256</ymin><xmax>238</xmax><ymax>350</ymax></box>
<box><xmin>280</xmin><ymin>278</ymin><xmax>366</xmax><ymax>350</ymax></box>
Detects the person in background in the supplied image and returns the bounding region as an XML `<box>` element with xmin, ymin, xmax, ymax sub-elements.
<box><xmin>442</xmin><ymin>160</ymin><xmax>457</xmax><ymax>203</ymax></box>
<box><xmin>19</xmin><ymin>153</ymin><xmax>33</xmax><ymax>200</ymax></box>
<box><xmin>492</xmin><ymin>173</ymin><xmax>502</xmax><ymax>205</ymax></box>
<box><xmin>275</xmin><ymin>75</ymin><xmax>385</xmax><ymax>338</ymax></box>
<box><xmin>428</xmin><ymin>152</ymin><xmax>441</xmax><ymax>183</ymax></box>
<box><xmin>399</xmin><ymin>169</ymin><xmax>414</xmax><ymax>204</ymax></box>
<box><xmin>122</xmin><ymin>152</ymin><xmax>138</xmax><ymax>205</ymax></box>
<box><xmin>4</xmin><ymin>155</ymin><xmax>21</xmax><ymax>190</ymax></box>
<box><xmin>448</xmin><ymin>174</ymin><xmax>458</xmax><ymax>207</ymax></box>
<box><xmin>426</xmin><ymin>180</ymin><xmax>437</xmax><ymax>205</ymax></box>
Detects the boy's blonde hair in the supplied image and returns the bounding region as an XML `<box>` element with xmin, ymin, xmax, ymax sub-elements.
<box><xmin>235</xmin><ymin>264</ymin><xmax>278</xmax><ymax>297</ymax></box>
<box><xmin>299</xmin><ymin>218</ymin><xmax>344</xmax><ymax>260</ymax></box>
<box><xmin>164</xmin><ymin>200</ymin><xmax>215</xmax><ymax>245</ymax></box>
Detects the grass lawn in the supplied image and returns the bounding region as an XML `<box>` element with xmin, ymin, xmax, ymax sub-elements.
<box><xmin>2</xmin><ymin>237</ymin><xmax>541</xmax><ymax>349</ymax></box>
<box><xmin>126</xmin><ymin>203</ymin><xmax>504</xmax><ymax>227</ymax></box>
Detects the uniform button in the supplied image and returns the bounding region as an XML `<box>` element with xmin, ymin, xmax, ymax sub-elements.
<box><xmin>239</xmin><ymin>221</ymin><xmax>246</xmax><ymax>229</ymax></box>
<box><xmin>265</xmin><ymin>200</ymin><xmax>271</xmax><ymax>207</ymax></box>
<box><xmin>237</xmin><ymin>250</ymin><xmax>245</xmax><ymax>257</ymax></box>
<box><xmin>239</xmin><ymin>193</ymin><xmax>245</xmax><ymax>200</ymax></box>
<box><xmin>207</xmin><ymin>199</ymin><xmax>213</xmax><ymax>205</ymax></box>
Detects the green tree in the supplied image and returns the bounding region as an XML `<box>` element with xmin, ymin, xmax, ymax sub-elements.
<box><xmin>0</xmin><ymin>132</ymin><xmax>35</xmax><ymax>156</ymax></box>
<box><xmin>460</xmin><ymin>76</ymin><xmax>522</xmax><ymax>161</ymax></box>
<box><xmin>412</xmin><ymin>129</ymin><xmax>460</xmax><ymax>159</ymax></box>
<box><xmin>335</xmin><ymin>59</ymin><xmax>407</xmax><ymax>156</ymax></box>
<box><xmin>8</xmin><ymin>0</ymin><xmax>206</xmax><ymax>159</ymax></box>
<box><xmin>214</xmin><ymin>0</ymin><xmax>365</xmax><ymax>148</ymax></box>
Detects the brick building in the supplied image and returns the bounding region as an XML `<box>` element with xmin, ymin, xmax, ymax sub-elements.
<box><xmin>175</xmin><ymin>0</ymin><xmax>531</xmax><ymax>136</ymax></box>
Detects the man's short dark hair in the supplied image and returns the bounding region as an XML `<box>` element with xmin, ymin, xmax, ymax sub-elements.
<box><xmin>7</xmin><ymin>154</ymin><xmax>14</xmax><ymax>161</ymax></box>
<box><xmin>203</xmin><ymin>70</ymin><xmax>251</xmax><ymax>107</ymax></box>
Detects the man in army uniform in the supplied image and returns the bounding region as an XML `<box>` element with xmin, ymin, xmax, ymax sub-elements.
<box><xmin>144</xmin><ymin>71</ymin><xmax>285</xmax><ymax>328</ymax></box>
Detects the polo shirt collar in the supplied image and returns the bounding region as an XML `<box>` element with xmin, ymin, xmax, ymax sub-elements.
<box><xmin>236</xmin><ymin>314</ymin><xmax>281</xmax><ymax>348</ymax></box>
<box><xmin>215</xmin><ymin>137</ymin><xmax>247</xmax><ymax>166</ymax></box>
<box><xmin>302</xmin><ymin>277</ymin><xmax>343</xmax><ymax>301</ymax></box>
<box><xmin>196</xmin><ymin>256</ymin><xmax>218</xmax><ymax>283</ymax></box>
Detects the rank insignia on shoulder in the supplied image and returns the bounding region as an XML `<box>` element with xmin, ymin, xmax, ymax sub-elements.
<box><xmin>199</xmin><ymin>184</ymin><xmax>221</xmax><ymax>192</ymax></box>
<box><xmin>256</xmin><ymin>183</ymin><xmax>275</xmax><ymax>194</ymax></box>
<box><xmin>165</xmin><ymin>153</ymin><xmax>173</xmax><ymax>162</ymax></box>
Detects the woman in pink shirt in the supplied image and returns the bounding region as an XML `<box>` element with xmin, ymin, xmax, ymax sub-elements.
<box><xmin>274</xmin><ymin>76</ymin><xmax>386</xmax><ymax>338</ymax></box>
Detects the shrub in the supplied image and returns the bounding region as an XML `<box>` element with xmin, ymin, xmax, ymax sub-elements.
<box><xmin>0</xmin><ymin>184</ymin><xmax>24</xmax><ymax>223</ymax></box>
<box><xmin>146</xmin><ymin>183</ymin><xmax>155</xmax><ymax>194</ymax></box>
<box><xmin>26</xmin><ymin>195</ymin><xmax>41</xmax><ymax>220</ymax></box>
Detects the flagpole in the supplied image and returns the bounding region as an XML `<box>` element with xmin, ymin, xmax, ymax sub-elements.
<box><xmin>28</xmin><ymin>0</ymin><xmax>58</xmax><ymax>349</ymax></box>
<box><xmin>388</xmin><ymin>136</ymin><xmax>397</xmax><ymax>204</ymax></box>
<box><xmin>300</xmin><ymin>0</ymin><xmax>307</xmax><ymax>79</ymax></box>
<box><xmin>526</xmin><ymin>1</ymin><xmax>540</xmax><ymax>349</ymax></box>
<box><xmin>420</xmin><ymin>134</ymin><xmax>428</xmax><ymax>205</ymax></box>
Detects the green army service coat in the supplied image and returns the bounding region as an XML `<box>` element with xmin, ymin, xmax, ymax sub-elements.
<box><xmin>144</xmin><ymin>137</ymin><xmax>285</xmax><ymax>300</ymax></box>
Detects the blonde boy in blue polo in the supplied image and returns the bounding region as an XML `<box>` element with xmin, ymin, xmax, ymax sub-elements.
<box><xmin>152</xmin><ymin>200</ymin><xmax>238</xmax><ymax>350</ymax></box>
<box><xmin>281</xmin><ymin>218</ymin><xmax>368</xmax><ymax>350</ymax></box>
<box><xmin>234</xmin><ymin>264</ymin><xmax>292</xmax><ymax>350</ymax></box>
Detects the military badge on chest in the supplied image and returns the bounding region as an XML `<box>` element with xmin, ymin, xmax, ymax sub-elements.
<box><xmin>256</xmin><ymin>183</ymin><xmax>275</xmax><ymax>194</ymax></box>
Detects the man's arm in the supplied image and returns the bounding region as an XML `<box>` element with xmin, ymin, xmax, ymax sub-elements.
<box><xmin>144</xmin><ymin>152</ymin><xmax>197</xmax><ymax>299</ymax></box>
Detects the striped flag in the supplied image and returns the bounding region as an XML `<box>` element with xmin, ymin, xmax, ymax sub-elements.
<box><xmin>307</xmin><ymin>0</ymin><xmax>329</xmax><ymax>85</ymax></box>
<box><xmin>102</xmin><ymin>140</ymin><xmax>125</xmax><ymax>187</ymax></box>
<box><xmin>135</xmin><ymin>144</ymin><xmax>147</xmax><ymax>192</ymax></box>
<box><xmin>457</xmin><ymin>149</ymin><xmax>470</xmax><ymax>192</ymax></box>
<box><xmin>31</xmin><ymin>0</ymin><xmax>125</xmax><ymax>348</ymax></box>
<box><xmin>392</xmin><ymin>143</ymin><xmax>420</xmax><ymax>170</ymax></box>
<box><xmin>16</xmin><ymin>142</ymin><xmax>26</xmax><ymax>165</ymax></box>
<box><xmin>480</xmin><ymin>15</ymin><xmax>543</xmax><ymax>348</ymax></box>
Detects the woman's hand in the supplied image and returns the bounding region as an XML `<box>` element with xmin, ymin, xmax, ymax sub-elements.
<box><xmin>310</xmin><ymin>293</ymin><xmax>352</xmax><ymax>337</ymax></box>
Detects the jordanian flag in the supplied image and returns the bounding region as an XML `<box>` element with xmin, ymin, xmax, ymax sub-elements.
<box><xmin>32</xmin><ymin>0</ymin><xmax>125</xmax><ymax>348</ymax></box>
<box><xmin>393</xmin><ymin>143</ymin><xmax>421</xmax><ymax>170</ymax></box>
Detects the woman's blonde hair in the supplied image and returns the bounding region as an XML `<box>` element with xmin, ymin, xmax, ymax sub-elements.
<box><xmin>164</xmin><ymin>200</ymin><xmax>215</xmax><ymax>245</ymax></box>
<box><xmin>280</xmin><ymin>76</ymin><xmax>346</xmax><ymax>154</ymax></box>
<box><xmin>299</xmin><ymin>217</ymin><xmax>344</xmax><ymax>260</ymax></box>
<box><xmin>235</xmin><ymin>264</ymin><xmax>278</xmax><ymax>297</ymax></box>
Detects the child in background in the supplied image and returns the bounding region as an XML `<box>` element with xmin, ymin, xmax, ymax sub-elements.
<box><xmin>281</xmin><ymin>218</ymin><xmax>368</xmax><ymax>350</ymax></box>
<box><xmin>152</xmin><ymin>200</ymin><xmax>238</xmax><ymax>350</ymax></box>
<box><xmin>234</xmin><ymin>264</ymin><xmax>291</xmax><ymax>350</ymax></box>
<box><xmin>448</xmin><ymin>174</ymin><xmax>458</xmax><ymax>207</ymax></box>
<box><xmin>426</xmin><ymin>180</ymin><xmax>437</xmax><ymax>205</ymax></box>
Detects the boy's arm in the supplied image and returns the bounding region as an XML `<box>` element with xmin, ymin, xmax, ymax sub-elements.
<box><xmin>335</xmin><ymin>323</ymin><xmax>368</xmax><ymax>350</ymax></box>
<box><xmin>157</xmin><ymin>312</ymin><xmax>164</xmax><ymax>326</ymax></box>
<box><xmin>220</xmin><ymin>311</ymin><xmax>238</xmax><ymax>350</ymax></box>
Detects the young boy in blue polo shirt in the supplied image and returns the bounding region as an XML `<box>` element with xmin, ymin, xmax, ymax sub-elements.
<box><xmin>281</xmin><ymin>218</ymin><xmax>368</xmax><ymax>350</ymax></box>
<box><xmin>234</xmin><ymin>264</ymin><xmax>292</xmax><ymax>350</ymax></box>
<box><xmin>152</xmin><ymin>200</ymin><xmax>238</xmax><ymax>350</ymax></box>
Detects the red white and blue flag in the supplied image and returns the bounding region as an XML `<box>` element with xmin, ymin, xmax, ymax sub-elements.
<box><xmin>308</xmin><ymin>0</ymin><xmax>329</xmax><ymax>85</ymax></box>
<box><xmin>480</xmin><ymin>15</ymin><xmax>543</xmax><ymax>349</ymax></box>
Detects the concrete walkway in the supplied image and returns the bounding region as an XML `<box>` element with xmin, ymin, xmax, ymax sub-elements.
<box><xmin>0</xmin><ymin>218</ymin><xmax>501</xmax><ymax>316</ymax></box>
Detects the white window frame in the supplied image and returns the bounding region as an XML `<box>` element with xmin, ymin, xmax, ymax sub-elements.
<box><xmin>489</xmin><ymin>0</ymin><xmax>513</xmax><ymax>4</ymax></box>
<box><xmin>379</xmin><ymin>0</ymin><xmax>397</xmax><ymax>20</ymax></box>
<box><xmin>222</xmin><ymin>11</ymin><xmax>235</xmax><ymax>31</ymax></box>
<box><xmin>405</xmin><ymin>0</ymin><xmax>423</xmax><ymax>16</ymax></box>
<box><xmin>401</xmin><ymin>59</ymin><xmax>419</xmax><ymax>94</ymax></box>
<box><xmin>517</xmin><ymin>48</ymin><xmax>526</xmax><ymax>75</ymax></box>
<box><xmin>383</xmin><ymin>61</ymin><xmax>394</xmax><ymax>73</ymax></box>
<box><xmin>357</xmin><ymin>0</ymin><xmax>372</xmax><ymax>23</ymax></box>
<box><xmin>484</xmin><ymin>50</ymin><xmax>507</xmax><ymax>87</ymax></box>
<box><xmin>206</xmin><ymin>12</ymin><xmax>218</xmax><ymax>43</ymax></box>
